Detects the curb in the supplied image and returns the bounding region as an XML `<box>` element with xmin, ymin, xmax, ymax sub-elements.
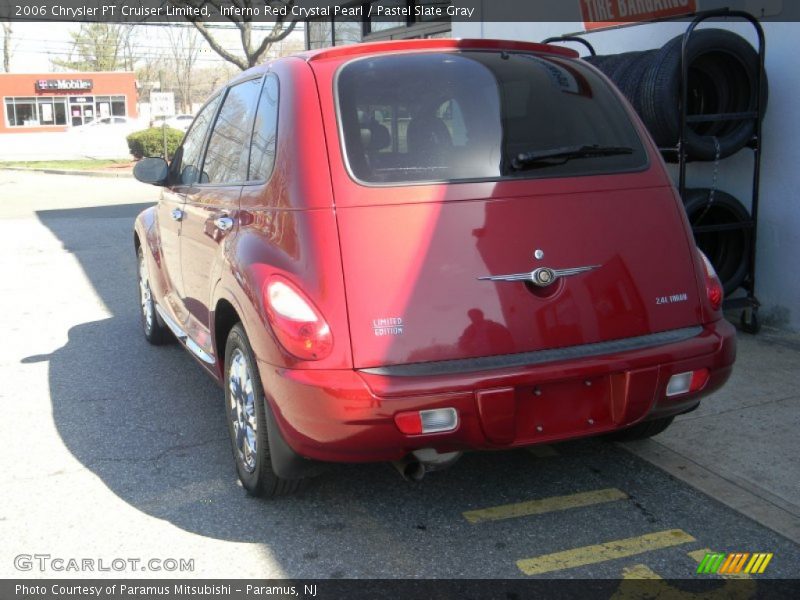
<box><xmin>620</xmin><ymin>439</ymin><xmax>800</xmax><ymax>545</ymax></box>
<box><xmin>0</xmin><ymin>166</ymin><xmax>133</xmax><ymax>179</ymax></box>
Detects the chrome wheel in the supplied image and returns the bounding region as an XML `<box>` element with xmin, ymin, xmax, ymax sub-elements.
<box><xmin>229</xmin><ymin>348</ymin><xmax>258</xmax><ymax>473</ymax></box>
<box><xmin>138</xmin><ymin>253</ymin><xmax>154</xmax><ymax>334</ymax></box>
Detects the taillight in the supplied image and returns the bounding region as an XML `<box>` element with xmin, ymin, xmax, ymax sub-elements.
<box><xmin>698</xmin><ymin>250</ymin><xmax>723</xmax><ymax>312</ymax></box>
<box><xmin>263</xmin><ymin>277</ymin><xmax>333</xmax><ymax>360</ymax></box>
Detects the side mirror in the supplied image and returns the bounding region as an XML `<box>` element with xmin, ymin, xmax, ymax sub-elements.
<box><xmin>133</xmin><ymin>157</ymin><xmax>169</xmax><ymax>186</ymax></box>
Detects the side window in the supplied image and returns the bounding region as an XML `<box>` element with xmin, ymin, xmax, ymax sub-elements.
<box><xmin>249</xmin><ymin>74</ymin><xmax>279</xmax><ymax>182</ymax></box>
<box><xmin>172</xmin><ymin>95</ymin><xmax>221</xmax><ymax>185</ymax></box>
<box><xmin>202</xmin><ymin>78</ymin><xmax>262</xmax><ymax>185</ymax></box>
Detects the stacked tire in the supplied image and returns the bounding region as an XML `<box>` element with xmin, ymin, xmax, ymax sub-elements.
<box><xmin>585</xmin><ymin>29</ymin><xmax>765</xmax><ymax>296</ymax></box>
<box><xmin>585</xmin><ymin>29</ymin><xmax>767</xmax><ymax>160</ymax></box>
<box><xmin>682</xmin><ymin>189</ymin><xmax>752</xmax><ymax>295</ymax></box>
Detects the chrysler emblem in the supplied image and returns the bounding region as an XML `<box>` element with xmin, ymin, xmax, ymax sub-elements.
<box><xmin>478</xmin><ymin>264</ymin><xmax>601</xmax><ymax>287</ymax></box>
<box><xmin>534</xmin><ymin>267</ymin><xmax>555</xmax><ymax>286</ymax></box>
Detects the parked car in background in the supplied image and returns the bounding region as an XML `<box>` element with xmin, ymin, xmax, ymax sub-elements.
<box><xmin>73</xmin><ymin>116</ymin><xmax>139</xmax><ymax>134</ymax></box>
<box><xmin>153</xmin><ymin>114</ymin><xmax>195</xmax><ymax>132</ymax></box>
<box><xmin>132</xmin><ymin>38</ymin><xmax>736</xmax><ymax>499</ymax></box>
<box><xmin>66</xmin><ymin>115</ymin><xmax>139</xmax><ymax>159</ymax></box>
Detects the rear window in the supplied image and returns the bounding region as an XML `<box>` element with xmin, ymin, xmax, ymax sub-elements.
<box><xmin>336</xmin><ymin>51</ymin><xmax>648</xmax><ymax>185</ymax></box>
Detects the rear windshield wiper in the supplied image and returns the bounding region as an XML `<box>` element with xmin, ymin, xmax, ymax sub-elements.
<box><xmin>510</xmin><ymin>145</ymin><xmax>634</xmax><ymax>170</ymax></box>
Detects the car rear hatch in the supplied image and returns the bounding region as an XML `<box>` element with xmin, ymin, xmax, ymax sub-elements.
<box><xmin>326</xmin><ymin>48</ymin><xmax>703</xmax><ymax>370</ymax></box>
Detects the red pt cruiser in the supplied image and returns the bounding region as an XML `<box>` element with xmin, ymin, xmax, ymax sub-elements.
<box><xmin>133</xmin><ymin>39</ymin><xmax>736</xmax><ymax>497</ymax></box>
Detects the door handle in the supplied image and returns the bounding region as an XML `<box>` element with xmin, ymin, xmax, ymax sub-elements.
<box><xmin>213</xmin><ymin>215</ymin><xmax>234</xmax><ymax>231</ymax></box>
<box><xmin>170</xmin><ymin>208</ymin><xmax>183</xmax><ymax>221</ymax></box>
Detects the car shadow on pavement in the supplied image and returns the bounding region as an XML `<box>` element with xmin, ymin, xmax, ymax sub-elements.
<box><xmin>29</xmin><ymin>202</ymin><xmax>738</xmax><ymax>577</ymax></box>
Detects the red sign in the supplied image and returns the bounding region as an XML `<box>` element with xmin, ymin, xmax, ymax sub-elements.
<box><xmin>581</xmin><ymin>0</ymin><xmax>697</xmax><ymax>31</ymax></box>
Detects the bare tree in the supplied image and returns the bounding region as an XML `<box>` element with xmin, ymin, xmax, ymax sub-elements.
<box><xmin>119</xmin><ymin>24</ymin><xmax>138</xmax><ymax>72</ymax></box>
<box><xmin>51</xmin><ymin>23</ymin><xmax>128</xmax><ymax>71</ymax></box>
<box><xmin>135</xmin><ymin>54</ymin><xmax>167</xmax><ymax>93</ymax></box>
<box><xmin>167</xmin><ymin>1</ymin><xmax>298</xmax><ymax>70</ymax></box>
<box><xmin>166</xmin><ymin>25</ymin><xmax>202</xmax><ymax>113</ymax></box>
<box><xmin>1</xmin><ymin>21</ymin><xmax>12</xmax><ymax>72</ymax></box>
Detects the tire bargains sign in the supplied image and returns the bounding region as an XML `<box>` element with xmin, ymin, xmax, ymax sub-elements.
<box><xmin>581</xmin><ymin>0</ymin><xmax>697</xmax><ymax>31</ymax></box>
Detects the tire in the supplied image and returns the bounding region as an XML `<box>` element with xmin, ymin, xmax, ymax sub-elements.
<box><xmin>606</xmin><ymin>416</ymin><xmax>675</xmax><ymax>442</ymax></box>
<box><xmin>682</xmin><ymin>188</ymin><xmax>751</xmax><ymax>295</ymax></box>
<box><xmin>614</xmin><ymin>51</ymin><xmax>657</xmax><ymax>109</ymax></box>
<box><xmin>224</xmin><ymin>323</ymin><xmax>305</xmax><ymax>498</ymax></box>
<box><xmin>137</xmin><ymin>245</ymin><xmax>170</xmax><ymax>345</ymax></box>
<box><xmin>586</xmin><ymin>52</ymin><xmax>655</xmax><ymax>116</ymax></box>
<box><xmin>584</xmin><ymin>54</ymin><xmax>619</xmax><ymax>76</ymax></box>
<box><xmin>638</xmin><ymin>29</ymin><xmax>767</xmax><ymax>160</ymax></box>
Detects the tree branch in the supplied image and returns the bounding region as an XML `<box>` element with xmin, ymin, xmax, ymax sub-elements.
<box><xmin>167</xmin><ymin>0</ymin><xmax>299</xmax><ymax>71</ymax></box>
<box><xmin>250</xmin><ymin>20</ymin><xmax>297</xmax><ymax>64</ymax></box>
<box><xmin>191</xmin><ymin>20</ymin><xmax>248</xmax><ymax>70</ymax></box>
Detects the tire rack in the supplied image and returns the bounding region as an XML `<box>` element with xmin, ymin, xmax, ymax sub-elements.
<box><xmin>543</xmin><ymin>9</ymin><xmax>767</xmax><ymax>334</ymax></box>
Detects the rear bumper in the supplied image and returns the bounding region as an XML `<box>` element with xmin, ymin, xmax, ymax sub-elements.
<box><xmin>258</xmin><ymin>320</ymin><xmax>736</xmax><ymax>463</ymax></box>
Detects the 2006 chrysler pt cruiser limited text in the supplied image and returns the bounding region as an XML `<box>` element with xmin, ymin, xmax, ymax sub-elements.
<box><xmin>133</xmin><ymin>38</ymin><xmax>736</xmax><ymax>497</ymax></box>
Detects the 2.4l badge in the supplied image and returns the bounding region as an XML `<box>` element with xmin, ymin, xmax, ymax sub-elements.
<box><xmin>657</xmin><ymin>293</ymin><xmax>689</xmax><ymax>305</ymax></box>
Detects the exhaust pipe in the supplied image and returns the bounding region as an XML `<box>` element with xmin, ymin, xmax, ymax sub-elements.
<box><xmin>412</xmin><ymin>448</ymin><xmax>462</xmax><ymax>471</ymax></box>
<box><xmin>391</xmin><ymin>449</ymin><xmax>462</xmax><ymax>481</ymax></box>
<box><xmin>391</xmin><ymin>457</ymin><xmax>426</xmax><ymax>482</ymax></box>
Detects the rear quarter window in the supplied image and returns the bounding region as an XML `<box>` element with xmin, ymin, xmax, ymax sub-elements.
<box><xmin>336</xmin><ymin>51</ymin><xmax>648</xmax><ymax>185</ymax></box>
<box><xmin>202</xmin><ymin>77</ymin><xmax>262</xmax><ymax>184</ymax></box>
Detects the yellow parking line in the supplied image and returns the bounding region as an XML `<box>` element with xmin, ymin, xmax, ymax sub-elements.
<box><xmin>516</xmin><ymin>529</ymin><xmax>696</xmax><ymax>575</ymax></box>
<box><xmin>463</xmin><ymin>488</ymin><xmax>627</xmax><ymax>524</ymax></box>
<box><xmin>527</xmin><ymin>445</ymin><xmax>559</xmax><ymax>458</ymax></box>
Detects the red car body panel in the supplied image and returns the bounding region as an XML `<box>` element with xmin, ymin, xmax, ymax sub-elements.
<box><xmin>134</xmin><ymin>38</ymin><xmax>736</xmax><ymax>467</ymax></box>
<box><xmin>260</xmin><ymin>320</ymin><xmax>734</xmax><ymax>462</ymax></box>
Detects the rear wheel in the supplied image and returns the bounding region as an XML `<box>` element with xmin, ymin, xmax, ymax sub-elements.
<box><xmin>606</xmin><ymin>416</ymin><xmax>675</xmax><ymax>442</ymax></box>
<box><xmin>225</xmin><ymin>324</ymin><xmax>304</xmax><ymax>498</ymax></box>
<box><xmin>137</xmin><ymin>245</ymin><xmax>169</xmax><ymax>345</ymax></box>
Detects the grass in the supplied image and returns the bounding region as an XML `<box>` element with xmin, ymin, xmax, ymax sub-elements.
<box><xmin>0</xmin><ymin>159</ymin><xmax>132</xmax><ymax>171</ymax></box>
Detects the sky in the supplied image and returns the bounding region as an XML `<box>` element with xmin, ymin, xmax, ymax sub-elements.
<box><xmin>4</xmin><ymin>21</ymin><xmax>306</xmax><ymax>73</ymax></box>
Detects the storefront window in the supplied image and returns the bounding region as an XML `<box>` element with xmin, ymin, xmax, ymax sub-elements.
<box><xmin>111</xmin><ymin>96</ymin><xmax>126</xmax><ymax>116</ymax></box>
<box><xmin>308</xmin><ymin>19</ymin><xmax>333</xmax><ymax>49</ymax></box>
<box><xmin>12</xmin><ymin>98</ymin><xmax>36</xmax><ymax>126</ymax></box>
<box><xmin>53</xmin><ymin>100</ymin><xmax>67</xmax><ymax>125</ymax></box>
<box><xmin>4</xmin><ymin>100</ymin><xmax>15</xmax><ymax>126</ymax></box>
<box><xmin>90</xmin><ymin>95</ymin><xmax>127</xmax><ymax>121</ymax></box>
<box><xmin>4</xmin><ymin>97</ymin><xmax>69</xmax><ymax>127</ymax></box>
<box><xmin>334</xmin><ymin>17</ymin><xmax>362</xmax><ymax>46</ymax></box>
<box><xmin>95</xmin><ymin>95</ymin><xmax>112</xmax><ymax>119</ymax></box>
<box><xmin>306</xmin><ymin>1</ymin><xmax>451</xmax><ymax>48</ymax></box>
<box><xmin>369</xmin><ymin>0</ymin><xmax>406</xmax><ymax>32</ymax></box>
<box><xmin>38</xmin><ymin>98</ymin><xmax>54</xmax><ymax>124</ymax></box>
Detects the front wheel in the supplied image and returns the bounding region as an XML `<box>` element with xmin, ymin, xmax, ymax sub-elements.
<box><xmin>605</xmin><ymin>416</ymin><xmax>675</xmax><ymax>442</ymax></box>
<box><xmin>225</xmin><ymin>324</ymin><xmax>304</xmax><ymax>498</ymax></box>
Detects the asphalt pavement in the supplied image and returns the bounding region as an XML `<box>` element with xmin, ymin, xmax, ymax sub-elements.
<box><xmin>0</xmin><ymin>170</ymin><xmax>798</xmax><ymax>583</ymax></box>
